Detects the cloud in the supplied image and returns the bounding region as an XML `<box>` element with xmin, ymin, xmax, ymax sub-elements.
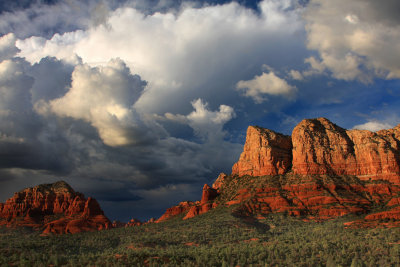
<box><xmin>15</xmin><ymin>0</ymin><xmax>304</xmax><ymax>116</ymax></box>
<box><xmin>0</xmin><ymin>58</ymin><xmax>34</xmax><ymax>131</ymax></box>
<box><xmin>288</xmin><ymin>69</ymin><xmax>303</xmax><ymax>80</ymax></box>
<box><xmin>236</xmin><ymin>71</ymin><xmax>297</xmax><ymax>103</ymax></box>
<box><xmin>186</xmin><ymin>99</ymin><xmax>235</xmax><ymax>142</ymax></box>
<box><xmin>28</xmin><ymin>56</ymin><xmax>74</xmax><ymax>104</ymax></box>
<box><xmin>352</xmin><ymin>121</ymin><xmax>394</xmax><ymax>132</ymax></box>
<box><xmin>304</xmin><ymin>0</ymin><xmax>400</xmax><ymax>81</ymax></box>
<box><xmin>0</xmin><ymin>0</ymin><xmax>110</xmax><ymax>39</ymax></box>
<box><xmin>40</xmin><ymin>58</ymin><xmax>147</xmax><ymax>146</ymax></box>
<box><xmin>0</xmin><ymin>57</ymin><xmax>76</xmax><ymax>173</ymax></box>
<box><xmin>0</xmin><ymin>33</ymin><xmax>20</xmax><ymax>61</ymax></box>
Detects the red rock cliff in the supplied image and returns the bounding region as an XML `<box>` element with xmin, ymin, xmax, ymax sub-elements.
<box><xmin>231</xmin><ymin>118</ymin><xmax>400</xmax><ymax>183</ymax></box>
<box><xmin>232</xmin><ymin>126</ymin><xmax>292</xmax><ymax>176</ymax></box>
<box><xmin>0</xmin><ymin>181</ymin><xmax>112</xmax><ymax>234</ymax></box>
<box><xmin>292</xmin><ymin>118</ymin><xmax>400</xmax><ymax>183</ymax></box>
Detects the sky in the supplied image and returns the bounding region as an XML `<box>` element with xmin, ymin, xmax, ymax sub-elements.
<box><xmin>0</xmin><ymin>0</ymin><xmax>400</xmax><ymax>221</ymax></box>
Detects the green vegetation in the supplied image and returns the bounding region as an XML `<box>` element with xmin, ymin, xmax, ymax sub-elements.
<box><xmin>1</xmin><ymin>207</ymin><xmax>399</xmax><ymax>266</ymax></box>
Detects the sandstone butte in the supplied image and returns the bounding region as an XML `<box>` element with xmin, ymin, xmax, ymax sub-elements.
<box><xmin>0</xmin><ymin>181</ymin><xmax>112</xmax><ymax>234</ymax></box>
<box><xmin>157</xmin><ymin>118</ymin><xmax>400</xmax><ymax>228</ymax></box>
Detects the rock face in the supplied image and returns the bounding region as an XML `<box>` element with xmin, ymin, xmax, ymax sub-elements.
<box><xmin>230</xmin><ymin>118</ymin><xmax>400</xmax><ymax>183</ymax></box>
<box><xmin>0</xmin><ymin>181</ymin><xmax>112</xmax><ymax>234</ymax></box>
<box><xmin>231</xmin><ymin>118</ymin><xmax>400</xmax><ymax>183</ymax></box>
<box><xmin>156</xmin><ymin>201</ymin><xmax>195</xmax><ymax>222</ymax></box>
<box><xmin>183</xmin><ymin>184</ymin><xmax>219</xmax><ymax>220</ymax></box>
<box><xmin>232</xmin><ymin>126</ymin><xmax>292</xmax><ymax>176</ymax></box>
<box><xmin>292</xmin><ymin>118</ymin><xmax>400</xmax><ymax>183</ymax></box>
<box><xmin>157</xmin><ymin>118</ymin><xmax>400</xmax><ymax>227</ymax></box>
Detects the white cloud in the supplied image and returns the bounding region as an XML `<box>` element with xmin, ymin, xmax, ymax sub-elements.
<box><xmin>304</xmin><ymin>0</ymin><xmax>400</xmax><ymax>81</ymax></box>
<box><xmin>352</xmin><ymin>121</ymin><xmax>394</xmax><ymax>132</ymax></box>
<box><xmin>16</xmin><ymin>31</ymin><xmax>87</xmax><ymax>64</ymax></box>
<box><xmin>165</xmin><ymin>98</ymin><xmax>235</xmax><ymax>143</ymax></box>
<box><xmin>40</xmin><ymin>58</ymin><xmax>147</xmax><ymax>146</ymax></box>
<box><xmin>15</xmin><ymin>0</ymin><xmax>303</xmax><ymax>115</ymax></box>
<box><xmin>187</xmin><ymin>99</ymin><xmax>235</xmax><ymax>141</ymax></box>
<box><xmin>236</xmin><ymin>71</ymin><xmax>297</xmax><ymax>103</ymax></box>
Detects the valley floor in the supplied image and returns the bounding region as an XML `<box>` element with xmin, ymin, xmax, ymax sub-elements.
<box><xmin>1</xmin><ymin>207</ymin><xmax>400</xmax><ymax>266</ymax></box>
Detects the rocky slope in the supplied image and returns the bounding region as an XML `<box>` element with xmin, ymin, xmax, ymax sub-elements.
<box><xmin>157</xmin><ymin>118</ymin><xmax>400</xmax><ymax>227</ymax></box>
<box><xmin>0</xmin><ymin>181</ymin><xmax>112</xmax><ymax>234</ymax></box>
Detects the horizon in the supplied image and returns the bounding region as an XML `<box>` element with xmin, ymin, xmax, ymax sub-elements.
<box><xmin>0</xmin><ymin>0</ymin><xmax>400</xmax><ymax>221</ymax></box>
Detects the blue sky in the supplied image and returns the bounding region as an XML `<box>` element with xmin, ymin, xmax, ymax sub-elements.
<box><xmin>0</xmin><ymin>0</ymin><xmax>399</xmax><ymax>221</ymax></box>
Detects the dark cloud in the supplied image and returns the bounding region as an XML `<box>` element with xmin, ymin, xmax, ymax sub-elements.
<box><xmin>0</xmin><ymin>141</ymin><xmax>68</xmax><ymax>172</ymax></box>
<box><xmin>0</xmin><ymin>0</ymin><xmax>59</xmax><ymax>14</ymax></box>
<box><xmin>363</xmin><ymin>0</ymin><xmax>400</xmax><ymax>26</ymax></box>
<box><xmin>29</xmin><ymin>57</ymin><xmax>73</xmax><ymax>103</ymax></box>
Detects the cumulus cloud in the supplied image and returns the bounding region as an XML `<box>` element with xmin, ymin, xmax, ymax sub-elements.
<box><xmin>166</xmin><ymin>98</ymin><xmax>235</xmax><ymax>143</ymax></box>
<box><xmin>40</xmin><ymin>58</ymin><xmax>147</xmax><ymax>146</ymax></box>
<box><xmin>352</xmin><ymin>121</ymin><xmax>394</xmax><ymax>132</ymax></box>
<box><xmin>304</xmin><ymin>0</ymin><xmax>400</xmax><ymax>81</ymax></box>
<box><xmin>0</xmin><ymin>57</ymin><xmax>76</xmax><ymax>173</ymax></box>
<box><xmin>236</xmin><ymin>71</ymin><xmax>297</xmax><ymax>103</ymax></box>
<box><xmin>15</xmin><ymin>0</ymin><xmax>304</xmax><ymax>116</ymax></box>
<box><xmin>187</xmin><ymin>99</ymin><xmax>235</xmax><ymax>141</ymax></box>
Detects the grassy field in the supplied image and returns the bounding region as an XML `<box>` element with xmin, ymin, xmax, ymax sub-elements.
<box><xmin>1</xmin><ymin>206</ymin><xmax>400</xmax><ymax>266</ymax></box>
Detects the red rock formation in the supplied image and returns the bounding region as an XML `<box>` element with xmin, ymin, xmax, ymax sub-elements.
<box><xmin>156</xmin><ymin>201</ymin><xmax>195</xmax><ymax>222</ymax></box>
<box><xmin>292</xmin><ymin>118</ymin><xmax>400</xmax><ymax>183</ymax></box>
<box><xmin>212</xmin><ymin>173</ymin><xmax>227</xmax><ymax>191</ymax></box>
<box><xmin>0</xmin><ymin>181</ymin><xmax>111</xmax><ymax>234</ymax></box>
<box><xmin>224</xmin><ymin>178</ymin><xmax>400</xmax><ymax>220</ymax></box>
<box><xmin>201</xmin><ymin>184</ymin><xmax>218</xmax><ymax>204</ymax></box>
<box><xmin>232</xmin><ymin>126</ymin><xmax>292</xmax><ymax>177</ymax></box>
<box><xmin>183</xmin><ymin>184</ymin><xmax>219</xmax><ymax>220</ymax></box>
<box><xmin>157</xmin><ymin>118</ymin><xmax>400</xmax><ymax>226</ymax></box>
<box><xmin>156</xmin><ymin>183</ymin><xmax>220</xmax><ymax>221</ymax></box>
<box><xmin>231</xmin><ymin>118</ymin><xmax>400</xmax><ymax>183</ymax></box>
